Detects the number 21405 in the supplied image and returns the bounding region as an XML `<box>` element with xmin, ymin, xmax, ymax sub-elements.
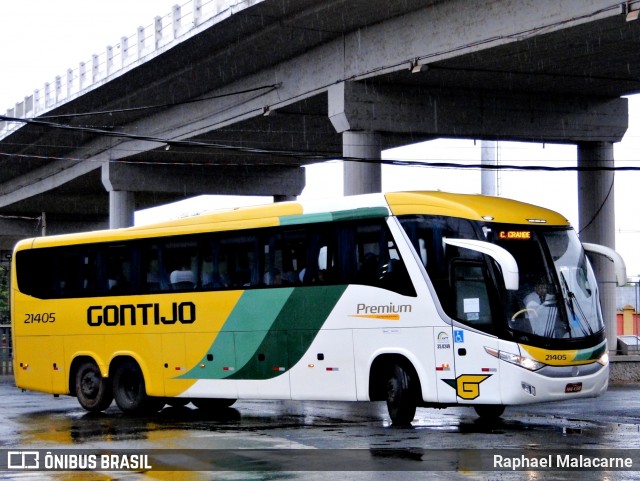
<box><xmin>24</xmin><ymin>313</ymin><xmax>56</xmax><ymax>323</ymax></box>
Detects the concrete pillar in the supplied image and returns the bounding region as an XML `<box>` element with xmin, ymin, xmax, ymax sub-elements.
<box><xmin>343</xmin><ymin>131</ymin><xmax>381</xmax><ymax>196</ymax></box>
<box><xmin>481</xmin><ymin>140</ymin><xmax>498</xmax><ymax>196</ymax></box>
<box><xmin>577</xmin><ymin>141</ymin><xmax>617</xmax><ymax>351</ymax></box>
<box><xmin>109</xmin><ymin>191</ymin><xmax>135</xmax><ymax>229</ymax></box>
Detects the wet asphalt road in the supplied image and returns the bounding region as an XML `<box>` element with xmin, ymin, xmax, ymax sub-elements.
<box><xmin>1</xmin><ymin>375</ymin><xmax>640</xmax><ymax>480</ymax></box>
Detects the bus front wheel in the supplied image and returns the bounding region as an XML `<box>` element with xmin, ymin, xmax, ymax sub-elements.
<box><xmin>113</xmin><ymin>360</ymin><xmax>163</xmax><ymax>414</ymax></box>
<box><xmin>75</xmin><ymin>361</ymin><xmax>113</xmax><ymax>412</ymax></box>
<box><xmin>386</xmin><ymin>363</ymin><xmax>417</xmax><ymax>426</ymax></box>
<box><xmin>474</xmin><ymin>404</ymin><xmax>506</xmax><ymax>419</ymax></box>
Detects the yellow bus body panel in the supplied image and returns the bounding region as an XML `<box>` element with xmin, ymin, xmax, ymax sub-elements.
<box><xmin>385</xmin><ymin>192</ymin><xmax>570</xmax><ymax>226</ymax></box>
<box><xmin>12</xmin><ymin>288</ymin><xmax>243</xmax><ymax>396</ymax></box>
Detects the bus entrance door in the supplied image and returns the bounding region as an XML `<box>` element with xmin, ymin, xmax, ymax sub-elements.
<box><xmin>451</xmin><ymin>328</ymin><xmax>501</xmax><ymax>405</ymax></box>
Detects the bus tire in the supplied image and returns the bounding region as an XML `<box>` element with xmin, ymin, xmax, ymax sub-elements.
<box><xmin>386</xmin><ymin>363</ymin><xmax>416</xmax><ymax>426</ymax></box>
<box><xmin>474</xmin><ymin>404</ymin><xmax>506</xmax><ymax>419</ymax></box>
<box><xmin>75</xmin><ymin>361</ymin><xmax>113</xmax><ymax>412</ymax></box>
<box><xmin>113</xmin><ymin>360</ymin><xmax>160</xmax><ymax>414</ymax></box>
<box><xmin>192</xmin><ymin>398</ymin><xmax>236</xmax><ymax>410</ymax></box>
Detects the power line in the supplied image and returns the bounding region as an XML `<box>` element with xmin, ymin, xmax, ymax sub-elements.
<box><xmin>1</xmin><ymin>149</ymin><xmax>639</xmax><ymax>172</ymax></box>
<box><xmin>578</xmin><ymin>175</ymin><xmax>615</xmax><ymax>235</ymax></box>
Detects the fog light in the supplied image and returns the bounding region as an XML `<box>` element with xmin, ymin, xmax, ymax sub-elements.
<box><xmin>521</xmin><ymin>382</ymin><xmax>536</xmax><ymax>396</ymax></box>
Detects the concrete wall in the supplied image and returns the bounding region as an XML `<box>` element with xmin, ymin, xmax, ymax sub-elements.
<box><xmin>610</xmin><ymin>356</ymin><xmax>640</xmax><ymax>385</ymax></box>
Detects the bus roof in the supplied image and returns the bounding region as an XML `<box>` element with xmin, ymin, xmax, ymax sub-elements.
<box><xmin>15</xmin><ymin>191</ymin><xmax>569</xmax><ymax>250</ymax></box>
<box><xmin>386</xmin><ymin>191</ymin><xmax>569</xmax><ymax>225</ymax></box>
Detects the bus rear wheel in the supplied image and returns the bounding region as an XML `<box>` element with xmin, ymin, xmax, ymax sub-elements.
<box><xmin>75</xmin><ymin>361</ymin><xmax>113</xmax><ymax>412</ymax></box>
<box><xmin>386</xmin><ymin>363</ymin><xmax>417</xmax><ymax>426</ymax></box>
<box><xmin>113</xmin><ymin>360</ymin><xmax>163</xmax><ymax>414</ymax></box>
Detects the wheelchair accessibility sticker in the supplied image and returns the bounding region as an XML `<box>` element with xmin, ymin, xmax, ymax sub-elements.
<box><xmin>454</xmin><ymin>330</ymin><xmax>464</xmax><ymax>343</ymax></box>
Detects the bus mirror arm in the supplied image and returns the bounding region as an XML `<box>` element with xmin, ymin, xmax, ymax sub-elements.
<box><xmin>443</xmin><ymin>238</ymin><xmax>519</xmax><ymax>291</ymax></box>
<box><xmin>582</xmin><ymin>243</ymin><xmax>627</xmax><ymax>287</ymax></box>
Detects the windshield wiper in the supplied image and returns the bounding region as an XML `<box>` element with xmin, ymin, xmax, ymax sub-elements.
<box><xmin>560</xmin><ymin>272</ymin><xmax>593</xmax><ymax>337</ymax></box>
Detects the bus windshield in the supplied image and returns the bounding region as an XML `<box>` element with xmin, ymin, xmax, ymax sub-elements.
<box><xmin>495</xmin><ymin>226</ymin><xmax>603</xmax><ymax>343</ymax></box>
<box><xmin>398</xmin><ymin>216</ymin><xmax>604</xmax><ymax>346</ymax></box>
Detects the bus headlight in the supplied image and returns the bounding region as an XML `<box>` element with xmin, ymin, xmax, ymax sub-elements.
<box><xmin>597</xmin><ymin>352</ymin><xmax>609</xmax><ymax>367</ymax></box>
<box><xmin>485</xmin><ymin>347</ymin><xmax>545</xmax><ymax>371</ymax></box>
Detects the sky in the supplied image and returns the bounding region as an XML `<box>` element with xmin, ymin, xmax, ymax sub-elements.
<box><xmin>1</xmin><ymin>1</ymin><xmax>639</xmax><ymax>277</ymax></box>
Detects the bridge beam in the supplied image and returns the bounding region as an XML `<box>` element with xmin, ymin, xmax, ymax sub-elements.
<box><xmin>102</xmin><ymin>162</ymin><xmax>305</xmax><ymax>196</ymax></box>
<box><xmin>329</xmin><ymin>81</ymin><xmax>628</xmax><ymax>144</ymax></box>
<box><xmin>102</xmin><ymin>161</ymin><xmax>306</xmax><ymax>227</ymax></box>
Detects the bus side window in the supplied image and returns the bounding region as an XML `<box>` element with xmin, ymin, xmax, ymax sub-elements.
<box><xmin>218</xmin><ymin>234</ymin><xmax>259</xmax><ymax>288</ymax></box>
<box><xmin>106</xmin><ymin>246</ymin><xmax>132</xmax><ymax>295</ymax></box>
<box><xmin>164</xmin><ymin>240</ymin><xmax>198</xmax><ymax>290</ymax></box>
<box><xmin>281</xmin><ymin>229</ymin><xmax>306</xmax><ymax>285</ymax></box>
<box><xmin>59</xmin><ymin>250</ymin><xmax>98</xmax><ymax>298</ymax></box>
<box><xmin>262</xmin><ymin>228</ymin><xmax>307</xmax><ymax>286</ymax></box>
<box><xmin>451</xmin><ymin>261</ymin><xmax>493</xmax><ymax>333</ymax></box>
<box><xmin>351</xmin><ymin>220</ymin><xmax>415</xmax><ymax>296</ymax></box>
<box><xmin>262</xmin><ymin>232</ymin><xmax>283</xmax><ymax>286</ymax></box>
<box><xmin>16</xmin><ymin>250</ymin><xmax>55</xmax><ymax>299</ymax></box>
<box><xmin>302</xmin><ymin>227</ymin><xmax>333</xmax><ymax>284</ymax></box>
<box><xmin>201</xmin><ymin>240</ymin><xmax>220</xmax><ymax>288</ymax></box>
<box><xmin>142</xmin><ymin>244</ymin><xmax>164</xmax><ymax>293</ymax></box>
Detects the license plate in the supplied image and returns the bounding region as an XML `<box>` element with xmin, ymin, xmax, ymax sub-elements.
<box><xmin>565</xmin><ymin>382</ymin><xmax>583</xmax><ymax>393</ymax></box>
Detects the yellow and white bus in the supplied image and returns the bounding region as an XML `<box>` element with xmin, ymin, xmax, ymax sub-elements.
<box><xmin>11</xmin><ymin>192</ymin><xmax>625</xmax><ymax>424</ymax></box>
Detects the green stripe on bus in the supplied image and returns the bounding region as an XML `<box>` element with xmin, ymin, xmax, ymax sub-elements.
<box><xmin>179</xmin><ymin>288</ymin><xmax>294</xmax><ymax>380</ymax></box>
<box><xmin>279</xmin><ymin>207</ymin><xmax>388</xmax><ymax>226</ymax></box>
<box><xmin>179</xmin><ymin>285</ymin><xmax>347</xmax><ymax>380</ymax></box>
<box><xmin>330</xmin><ymin>207</ymin><xmax>389</xmax><ymax>222</ymax></box>
<box><xmin>572</xmin><ymin>340</ymin><xmax>607</xmax><ymax>362</ymax></box>
<box><xmin>228</xmin><ymin>285</ymin><xmax>347</xmax><ymax>380</ymax></box>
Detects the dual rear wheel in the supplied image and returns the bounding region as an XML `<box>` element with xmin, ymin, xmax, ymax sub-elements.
<box><xmin>74</xmin><ymin>359</ymin><xmax>235</xmax><ymax>414</ymax></box>
<box><xmin>75</xmin><ymin>362</ymin><xmax>113</xmax><ymax>412</ymax></box>
<box><xmin>111</xmin><ymin>360</ymin><xmax>164</xmax><ymax>414</ymax></box>
<box><xmin>74</xmin><ymin>360</ymin><xmax>160</xmax><ymax>413</ymax></box>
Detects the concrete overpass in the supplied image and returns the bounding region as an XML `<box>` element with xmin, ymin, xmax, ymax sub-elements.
<box><xmin>1</xmin><ymin>0</ymin><xmax>639</xmax><ymax>347</ymax></box>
